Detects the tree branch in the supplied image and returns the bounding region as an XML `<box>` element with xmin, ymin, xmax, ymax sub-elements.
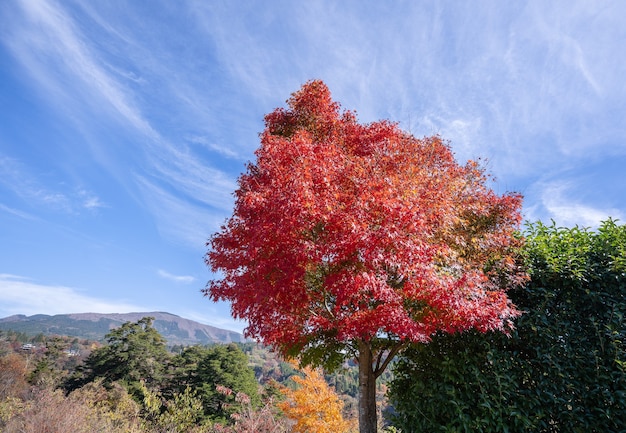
<box><xmin>374</xmin><ymin>340</ymin><xmax>408</xmax><ymax>378</ymax></box>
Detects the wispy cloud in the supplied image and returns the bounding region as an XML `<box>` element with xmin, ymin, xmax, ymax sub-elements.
<box><xmin>2</xmin><ymin>0</ymin><xmax>624</xmax><ymax>245</ymax></box>
<box><xmin>170</xmin><ymin>0</ymin><xmax>626</xmax><ymax>238</ymax></box>
<box><xmin>182</xmin><ymin>309</ymin><xmax>247</xmax><ymax>335</ymax></box>
<box><xmin>0</xmin><ymin>274</ymin><xmax>246</xmax><ymax>333</ymax></box>
<box><xmin>5</xmin><ymin>0</ymin><xmax>156</xmax><ymax>138</ymax></box>
<box><xmin>146</xmin><ymin>145</ymin><xmax>237</xmax><ymax>212</ymax></box>
<box><xmin>136</xmin><ymin>176</ymin><xmax>227</xmax><ymax>249</ymax></box>
<box><xmin>0</xmin><ymin>155</ymin><xmax>104</xmax><ymax>214</ymax></box>
<box><xmin>0</xmin><ymin>156</ymin><xmax>67</xmax><ymax>211</ymax></box>
<box><xmin>0</xmin><ymin>203</ymin><xmax>38</xmax><ymax>221</ymax></box>
<box><xmin>2</xmin><ymin>0</ymin><xmax>239</xmax><ymax>244</ymax></box>
<box><xmin>0</xmin><ymin>274</ymin><xmax>146</xmax><ymax>317</ymax></box>
<box><xmin>82</xmin><ymin>196</ymin><xmax>106</xmax><ymax>210</ymax></box>
<box><xmin>157</xmin><ymin>270</ymin><xmax>195</xmax><ymax>284</ymax></box>
<box><xmin>187</xmin><ymin>136</ymin><xmax>243</xmax><ymax>160</ymax></box>
<box><xmin>76</xmin><ymin>188</ymin><xmax>107</xmax><ymax>210</ymax></box>
<box><xmin>535</xmin><ymin>180</ymin><xmax>623</xmax><ymax>228</ymax></box>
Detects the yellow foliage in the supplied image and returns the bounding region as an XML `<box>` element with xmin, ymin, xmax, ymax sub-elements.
<box><xmin>0</xmin><ymin>396</ymin><xmax>28</xmax><ymax>423</ymax></box>
<box><xmin>71</xmin><ymin>379</ymin><xmax>142</xmax><ymax>430</ymax></box>
<box><xmin>279</xmin><ymin>365</ymin><xmax>356</xmax><ymax>433</ymax></box>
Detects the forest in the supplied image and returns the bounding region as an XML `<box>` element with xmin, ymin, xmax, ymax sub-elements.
<box><xmin>0</xmin><ymin>318</ymin><xmax>362</xmax><ymax>432</ymax></box>
<box><xmin>1</xmin><ymin>219</ymin><xmax>625</xmax><ymax>432</ymax></box>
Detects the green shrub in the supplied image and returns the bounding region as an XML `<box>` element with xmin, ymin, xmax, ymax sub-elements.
<box><xmin>389</xmin><ymin>220</ymin><xmax>626</xmax><ymax>432</ymax></box>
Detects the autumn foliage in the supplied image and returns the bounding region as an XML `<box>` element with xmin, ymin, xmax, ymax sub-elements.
<box><xmin>280</xmin><ymin>364</ymin><xmax>355</xmax><ymax>433</ymax></box>
<box><xmin>206</xmin><ymin>80</ymin><xmax>526</xmax><ymax>432</ymax></box>
<box><xmin>206</xmin><ymin>80</ymin><xmax>525</xmax><ymax>349</ymax></box>
<box><xmin>0</xmin><ymin>354</ymin><xmax>27</xmax><ymax>400</ymax></box>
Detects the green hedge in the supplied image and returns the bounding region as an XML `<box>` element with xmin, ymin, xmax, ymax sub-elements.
<box><xmin>389</xmin><ymin>220</ymin><xmax>626</xmax><ymax>432</ymax></box>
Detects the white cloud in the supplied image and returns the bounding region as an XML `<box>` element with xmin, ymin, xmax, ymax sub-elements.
<box><xmin>0</xmin><ymin>155</ymin><xmax>105</xmax><ymax>214</ymax></box>
<box><xmin>78</xmin><ymin>189</ymin><xmax>106</xmax><ymax>210</ymax></box>
<box><xmin>0</xmin><ymin>203</ymin><xmax>38</xmax><ymax>221</ymax></box>
<box><xmin>7</xmin><ymin>0</ymin><xmax>157</xmax><ymax>139</ymax></box>
<box><xmin>539</xmin><ymin>181</ymin><xmax>623</xmax><ymax>228</ymax></box>
<box><xmin>0</xmin><ymin>156</ymin><xmax>66</xmax><ymax>210</ymax></box>
<box><xmin>83</xmin><ymin>196</ymin><xmax>105</xmax><ymax>210</ymax></box>
<box><xmin>135</xmin><ymin>176</ymin><xmax>226</xmax><ymax>249</ymax></box>
<box><xmin>0</xmin><ymin>274</ymin><xmax>146</xmax><ymax>317</ymax></box>
<box><xmin>187</xmin><ymin>136</ymin><xmax>243</xmax><ymax>160</ymax></box>
<box><xmin>182</xmin><ymin>309</ymin><xmax>247</xmax><ymax>335</ymax></box>
<box><xmin>157</xmin><ymin>270</ymin><xmax>195</xmax><ymax>284</ymax></box>
<box><xmin>3</xmin><ymin>1</ymin><xmax>624</xmax><ymax>248</ymax></box>
<box><xmin>3</xmin><ymin>0</ymin><xmax>239</xmax><ymax>245</ymax></box>
<box><xmin>146</xmin><ymin>144</ymin><xmax>236</xmax><ymax>212</ymax></box>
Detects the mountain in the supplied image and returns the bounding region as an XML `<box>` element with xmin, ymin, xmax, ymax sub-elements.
<box><xmin>0</xmin><ymin>312</ymin><xmax>245</xmax><ymax>346</ymax></box>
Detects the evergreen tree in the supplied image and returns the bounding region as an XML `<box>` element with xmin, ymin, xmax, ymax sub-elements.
<box><xmin>65</xmin><ymin>317</ymin><xmax>170</xmax><ymax>393</ymax></box>
<box><xmin>170</xmin><ymin>343</ymin><xmax>260</xmax><ymax>422</ymax></box>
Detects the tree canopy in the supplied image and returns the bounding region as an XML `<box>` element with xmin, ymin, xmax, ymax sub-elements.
<box><xmin>389</xmin><ymin>219</ymin><xmax>626</xmax><ymax>432</ymax></box>
<box><xmin>206</xmin><ymin>80</ymin><xmax>526</xmax><ymax>432</ymax></box>
<box><xmin>280</xmin><ymin>363</ymin><xmax>355</xmax><ymax>433</ymax></box>
<box><xmin>65</xmin><ymin>317</ymin><xmax>170</xmax><ymax>393</ymax></box>
<box><xmin>170</xmin><ymin>344</ymin><xmax>260</xmax><ymax>421</ymax></box>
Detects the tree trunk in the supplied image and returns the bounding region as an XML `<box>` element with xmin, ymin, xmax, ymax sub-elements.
<box><xmin>358</xmin><ymin>341</ymin><xmax>377</xmax><ymax>433</ymax></box>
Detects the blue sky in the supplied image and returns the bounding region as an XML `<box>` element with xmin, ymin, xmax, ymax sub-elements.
<box><xmin>1</xmin><ymin>1</ymin><xmax>624</xmax><ymax>333</ymax></box>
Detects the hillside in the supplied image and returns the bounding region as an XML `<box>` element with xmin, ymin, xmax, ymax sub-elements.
<box><xmin>0</xmin><ymin>311</ymin><xmax>245</xmax><ymax>346</ymax></box>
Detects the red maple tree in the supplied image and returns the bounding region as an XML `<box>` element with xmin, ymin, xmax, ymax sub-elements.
<box><xmin>205</xmin><ymin>80</ymin><xmax>527</xmax><ymax>433</ymax></box>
